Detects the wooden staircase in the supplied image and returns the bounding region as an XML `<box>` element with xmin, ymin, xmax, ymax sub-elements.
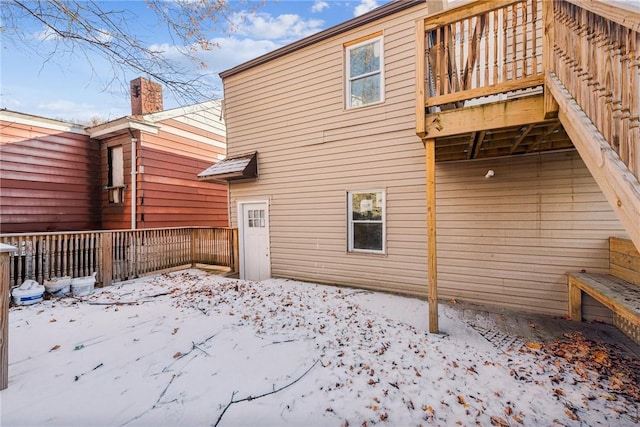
<box><xmin>416</xmin><ymin>0</ymin><xmax>640</xmax><ymax>252</ymax></box>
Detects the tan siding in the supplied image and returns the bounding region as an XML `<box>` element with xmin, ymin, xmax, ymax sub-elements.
<box><xmin>436</xmin><ymin>151</ymin><xmax>627</xmax><ymax>318</ymax></box>
<box><xmin>223</xmin><ymin>3</ymin><xmax>627</xmax><ymax>319</ymax></box>
<box><xmin>225</xmin><ymin>3</ymin><xmax>440</xmax><ymax>298</ymax></box>
<box><xmin>0</xmin><ymin>120</ymin><xmax>101</xmax><ymax>233</ymax></box>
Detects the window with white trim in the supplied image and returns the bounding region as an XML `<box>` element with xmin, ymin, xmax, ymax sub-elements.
<box><xmin>348</xmin><ymin>190</ymin><xmax>385</xmax><ymax>253</ymax></box>
<box><xmin>346</xmin><ymin>36</ymin><xmax>384</xmax><ymax>108</ymax></box>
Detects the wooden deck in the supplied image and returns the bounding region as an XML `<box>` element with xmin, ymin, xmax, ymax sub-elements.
<box><xmin>415</xmin><ymin>0</ymin><xmax>640</xmax><ymax>333</ymax></box>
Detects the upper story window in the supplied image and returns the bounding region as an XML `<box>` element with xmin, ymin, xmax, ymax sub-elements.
<box><xmin>345</xmin><ymin>35</ymin><xmax>384</xmax><ymax>108</ymax></box>
<box><xmin>107</xmin><ymin>145</ymin><xmax>124</xmax><ymax>204</ymax></box>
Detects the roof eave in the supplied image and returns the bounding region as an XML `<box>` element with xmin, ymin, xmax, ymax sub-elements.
<box><xmin>219</xmin><ymin>0</ymin><xmax>425</xmax><ymax>80</ymax></box>
<box><xmin>87</xmin><ymin>117</ymin><xmax>160</xmax><ymax>139</ymax></box>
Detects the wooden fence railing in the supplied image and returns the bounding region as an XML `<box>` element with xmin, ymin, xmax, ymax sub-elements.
<box><xmin>0</xmin><ymin>227</ymin><xmax>238</xmax><ymax>289</ymax></box>
<box><xmin>550</xmin><ymin>0</ymin><xmax>640</xmax><ymax>177</ymax></box>
<box><xmin>418</xmin><ymin>0</ymin><xmax>543</xmax><ymax>110</ymax></box>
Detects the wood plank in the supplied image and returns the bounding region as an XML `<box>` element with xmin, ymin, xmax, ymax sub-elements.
<box><xmin>100</xmin><ymin>233</ymin><xmax>113</xmax><ymax>286</ymax></box>
<box><xmin>423</xmin><ymin>0</ymin><xmax>521</xmax><ymax>32</ymax></box>
<box><xmin>0</xmin><ymin>246</ymin><xmax>13</xmax><ymax>390</ymax></box>
<box><xmin>563</xmin><ymin>0</ymin><xmax>640</xmax><ymax>32</ymax></box>
<box><xmin>609</xmin><ymin>237</ymin><xmax>640</xmax><ymax>286</ymax></box>
<box><xmin>425</xmin><ymin>138</ymin><xmax>439</xmax><ymax>334</ymax></box>
<box><xmin>424</xmin><ymin>95</ymin><xmax>548</xmax><ymax>138</ymax></box>
<box><xmin>424</xmin><ymin>75</ymin><xmax>544</xmax><ymax>107</ymax></box>
<box><xmin>569</xmin><ymin>273</ymin><xmax>640</xmax><ymax>328</ymax></box>
<box><xmin>568</xmin><ymin>275</ymin><xmax>583</xmax><ymax>321</ymax></box>
<box><xmin>416</xmin><ymin>19</ymin><xmax>427</xmax><ymax>138</ymax></box>
<box><xmin>610</xmin><ymin>236</ymin><xmax>640</xmax><ymax>256</ymax></box>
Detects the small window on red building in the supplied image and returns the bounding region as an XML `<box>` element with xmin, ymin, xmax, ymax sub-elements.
<box><xmin>107</xmin><ymin>146</ymin><xmax>124</xmax><ymax>204</ymax></box>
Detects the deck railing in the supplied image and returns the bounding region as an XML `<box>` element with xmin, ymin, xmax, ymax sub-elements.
<box><xmin>0</xmin><ymin>227</ymin><xmax>238</xmax><ymax>289</ymax></box>
<box><xmin>550</xmin><ymin>0</ymin><xmax>640</xmax><ymax>177</ymax></box>
<box><xmin>417</xmin><ymin>0</ymin><xmax>639</xmax><ymax>173</ymax></box>
<box><xmin>417</xmin><ymin>0</ymin><xmax>543</xmax><ymax>111</ymax></box>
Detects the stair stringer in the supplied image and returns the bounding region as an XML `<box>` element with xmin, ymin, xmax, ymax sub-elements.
<box><xmin>546</xmin><ymin>72</ymin><xmax>640</xmax><ymax>253</ymax></box>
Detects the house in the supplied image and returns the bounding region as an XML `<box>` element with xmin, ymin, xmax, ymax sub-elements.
<box><xmin>0</xmin><ymin>77</ymin><xmax>229</xmax><ymax>233</ymax></box>
<box><xmin>202</xmin><ymin>0</ymin><xmax>639</xmax><ymax>333</ymax></box>
<box><xmin>0</xmin><ymin>110</ymin><xmax>101</xmax><ymax>233</ymax></box>
<box><xmin>88</xmin><ymin>77</ymin><xmax>229</xmax><ymax>230</ymax></box>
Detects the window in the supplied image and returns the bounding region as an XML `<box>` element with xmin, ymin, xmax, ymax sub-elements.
<box><xmin>348</xmin><ymin>190</ymin><xmax>385</xmax><ymax>253</ymax></box>
<box><xmin>107</xmin><ymin>145</ymin><xmax>124</xmax><ymax>204</ymax></box>
<box><xmin>346</xmin><ymin>35</ymin><xmax>384</xmax><ymax>108</ymax></box>
<box><xmin>248</xmin><ymin>209</ymin><xmax>265</xmax><ymax>228</ymax></box>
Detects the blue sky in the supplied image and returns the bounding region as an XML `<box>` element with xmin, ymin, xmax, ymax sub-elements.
<box><xmin>0</xmin><ymin>0</ymin><xmax>388</xmax><ymax>123</ymax></box>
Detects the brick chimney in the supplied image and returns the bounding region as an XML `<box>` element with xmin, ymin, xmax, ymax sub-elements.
<box><xmin>130</xmin><ymin>77</ymin><xmax>163</xmax><ymax>115</ymax></box>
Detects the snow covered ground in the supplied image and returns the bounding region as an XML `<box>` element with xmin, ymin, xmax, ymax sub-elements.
<box><xmin>1</xmin><ymin>269</ymin><xmax>638</xmax><ymax>426</ymax></box>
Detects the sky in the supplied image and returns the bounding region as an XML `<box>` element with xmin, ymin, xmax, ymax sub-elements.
<box><xmin>0</xmin><ymin>0</ymin><xmax>388</xmax><ymax>124</ymax></box>
<box><xmin>3</xmin><ymin>268</ymin><xmax>639</xmax><ymax>426</ymax></box>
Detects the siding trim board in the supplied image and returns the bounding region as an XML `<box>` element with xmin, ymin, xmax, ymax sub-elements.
<box><xmin>0</xmin><ymin>110</ymin><xmax>87</xmax><ymax>135</ymax></box>
<box><xmin>88</xmin><ymin>118</ymin><xmax>159</xmax><ymax>139</ymax></box>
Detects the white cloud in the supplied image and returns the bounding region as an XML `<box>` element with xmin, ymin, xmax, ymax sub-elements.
<box><xmin>230</xmin><ymin>12</ymin><xmax>324</xmax><ymax>42</ymax></box>
<box><xmin>95</xmin><ymin>29</ymin><xmax>112</xmax><ymax>44</ymax></box>
<box><xmin>148</xmin><ymin>36</ymin><xmax>282</xmax><ymax>95</ymax></box>
<box><xmin>34</xmin><ymin>27</ymin><xmax>60</xmax><ymax>41</ymax></box>
<box><xmin>311</xmin><ymin>1</ymin><xmax>329</xmax><ymax>13</ymax></box>
<box><xmin>354</xmin><ymin>0</ymin><xmax>380</xmax><ymax>17</ymax></box>
<box><xmin>34</xmin><ymin>26</ymin><xmax>113</xmax><ymax>44</ymax></box>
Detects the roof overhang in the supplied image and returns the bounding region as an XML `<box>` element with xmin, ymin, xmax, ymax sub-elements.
<box><xmin>198</xmin><ymin>152</ymin><xmax>258</xmax><ymax>184</ymax></box>
<box><xmin>87</xmin><ymin>117</ymin><xmax>159</xmax><ymax>139</ymax></box>
<box><xmin>219</xmin><ymin>0</ymin><xmax>425</xmax><ymax>79</ymax></box>
<box><xmin>0</xmin><ymin>109</ymin><xmax>88</xmax><ymax>135</ymax></box>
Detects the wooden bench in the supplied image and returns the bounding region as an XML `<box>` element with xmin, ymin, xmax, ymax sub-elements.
<box><xmin>567</xmin><ymin>237</ymin><xmax>640</xmax><ymax>344</ymax></box>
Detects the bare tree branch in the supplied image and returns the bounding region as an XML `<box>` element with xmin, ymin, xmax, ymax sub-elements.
<box><xmin>1</xmin><ymin>0</ymin><xmax>262</xmax><ymax>105</ymax></box>
<box><xmin>213</xmin><ymin>359</ymin><xmax>320</xmax><ymax>427</ymax></box>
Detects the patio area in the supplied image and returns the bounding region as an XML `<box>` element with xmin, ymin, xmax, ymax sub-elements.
<box><xmin>2</xmin><ymin>268</ymin><xmax>639</xmax><ymax>426</ymax></box>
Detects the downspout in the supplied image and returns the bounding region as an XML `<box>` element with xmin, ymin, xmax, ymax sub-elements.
<box><xmin>128</xmin><ymin>129</ymin><xmax>137</xmax><ymax>230</ymax></box>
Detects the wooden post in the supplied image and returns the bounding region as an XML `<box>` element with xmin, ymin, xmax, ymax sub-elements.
<box><xmin>101</xmin><ymin>233</ymin><xmax>113</xmax><ymax>287</ymax></box>
<box><xmin>543</xmin><ymin>0</ymin><xmax>559</xmax><ymax>118</ymax></box>
<box><xmin>190</xmin><ymin>228</ymin><xmax>197</xmax><ymax>267</ymax></box>
<box><xmin>232</xmin><ymin>228</ymin><xmax>239</xmax><ymax>274</ymax></box>
<box><xmin>1</xmin><ymin>243</ymin><xmax>17</xmax><ymax>390</ymax></box>
<box><xmin>416</xmin><ymin>18</ymin><xmax>427</xmax><ymax>138</ymax></box>
<box><xmin>568</xmin><ymin>276</ymin><xmax>583</xmax><ymax>321</ymax></box>
<box><xmin>425</xmin><ymin>138</ymin><xmax>439</xmax><ymax>334</ymax></box>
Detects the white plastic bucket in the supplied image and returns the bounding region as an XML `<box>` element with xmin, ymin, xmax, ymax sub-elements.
<box><xmin>71</xmin><ymin>272</ymin><xmax>96</xmax><ymax>297</ymax></box>
<box><xmin>12</xmin><ymin>280</ymin><xmax>45</xmax><ymax>305</ymax></box>
<box><xmin>44</xmin><ymin>276</ymin><xmax>72</xmax><ymax>297</ymax></box>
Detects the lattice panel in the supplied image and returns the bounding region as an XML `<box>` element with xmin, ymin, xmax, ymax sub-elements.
<box><xmin>613</xmin><ymin>313</ymin><xmax>640</xmax><ymax>345</ymax></box>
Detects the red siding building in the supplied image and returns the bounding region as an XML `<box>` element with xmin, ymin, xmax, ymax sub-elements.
<box><xmin>0</xmin><ymin>78</ymin><xmax>228</xmax><ymax>233</ymax></box>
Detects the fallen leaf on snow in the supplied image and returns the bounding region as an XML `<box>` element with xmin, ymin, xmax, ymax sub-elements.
<box><xmin>490</xmin><ymin>416</ymin><xmax>509</xmax><ymax>426</ymax></box>
<box><xmin>49</xmin><ymin>344</ymin><xmax>60</xmax><ymax>352</ymax></box>
<box><xmin>565</xmin><ymin>410</ymin><xmax>579</xmax><ymax>421</ymax></box>
<box><xmin>457</xmin><ymin>395</ymin><xmax>468</xmax><ymax>407</ymax></box>
<box><xmin>525</xmin><ymin>342</ymin><xmax>542</xmax><ymax>350</ymax></box>
<box><xmin>553</xmin><ymin>388</ymin><xmax>565</xmax><ymax>396</ymax></box>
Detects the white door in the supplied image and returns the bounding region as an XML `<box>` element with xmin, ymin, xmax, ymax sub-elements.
<box><xmin>240</xmin><ymin>202</ymin><xmax>270</xmax><ymax>281</ymax></box>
